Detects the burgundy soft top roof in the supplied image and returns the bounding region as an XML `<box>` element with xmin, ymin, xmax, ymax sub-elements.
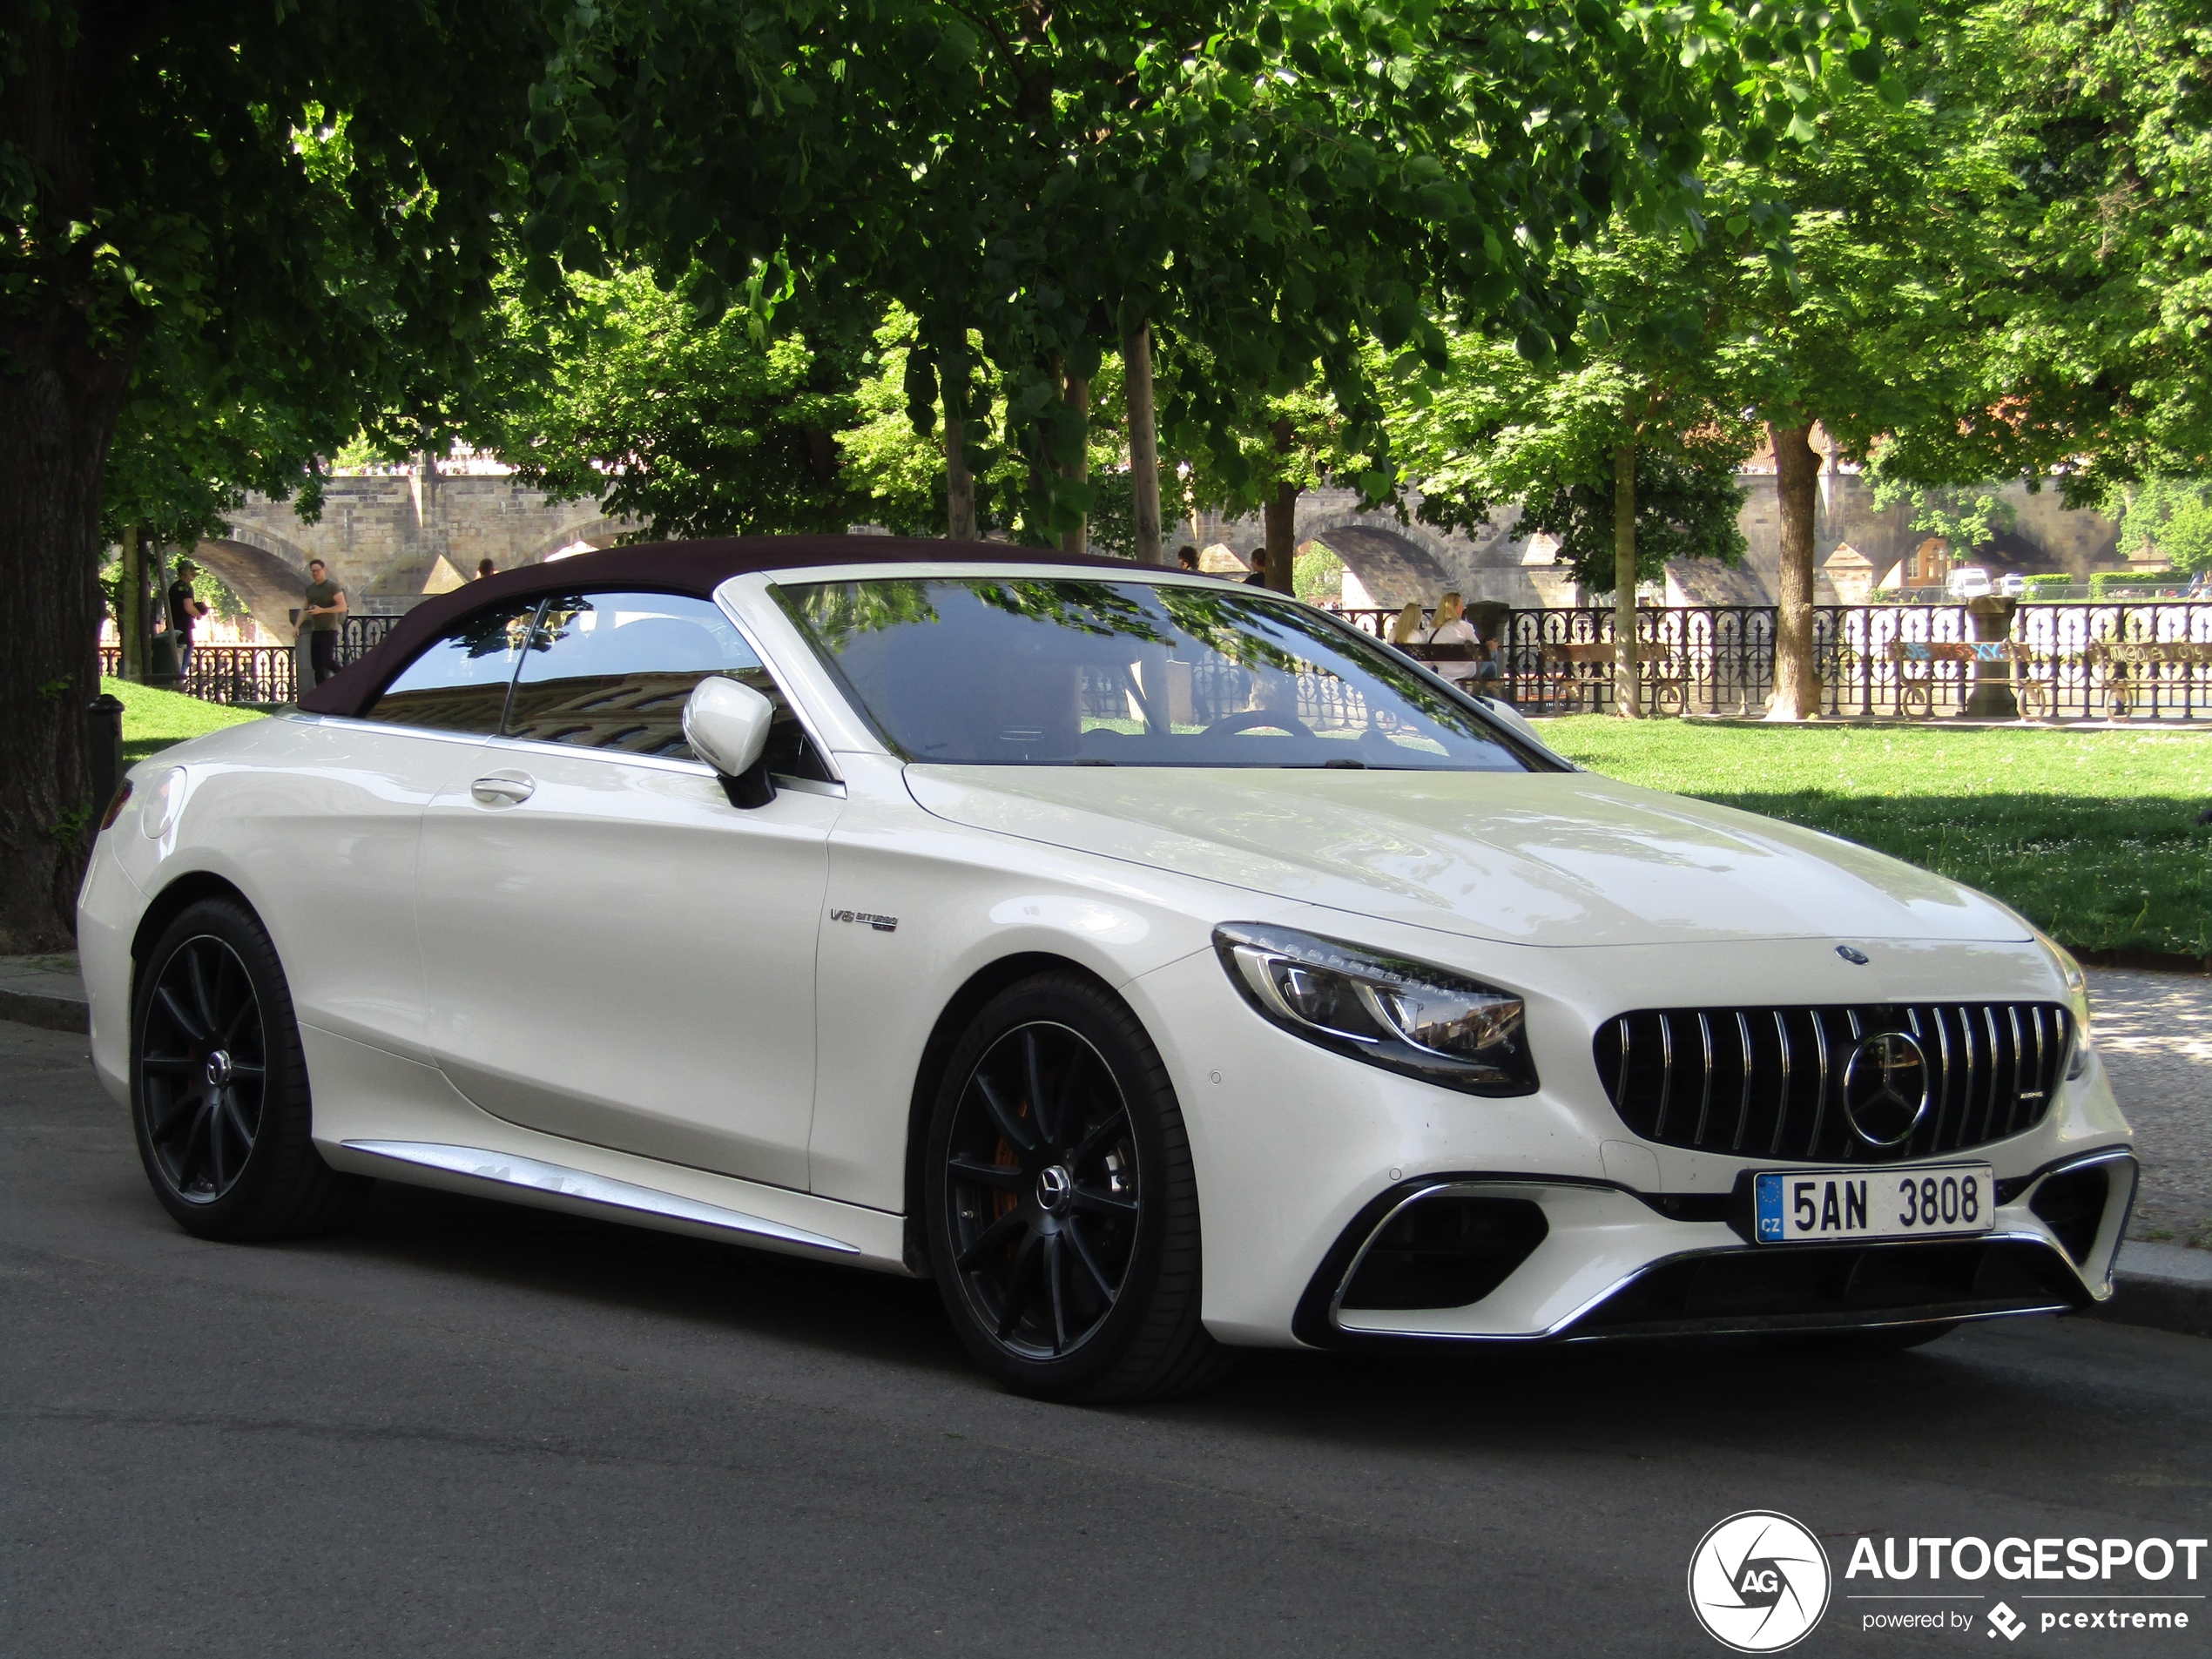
<box><xmin>296</xmin><ymin>534</ymin><xmax>1142</xmax><ymax>718</ymax></box>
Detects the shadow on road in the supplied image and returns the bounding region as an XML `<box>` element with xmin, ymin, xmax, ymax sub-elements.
<box><xmin>301</xmin><ymin>1178</ymin><xmax>2173</xmax><ymax>1480</ymax></box>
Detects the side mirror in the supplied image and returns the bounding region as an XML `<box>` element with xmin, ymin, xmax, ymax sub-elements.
<box><xmin>683</xmin><ymin>676</ymin><xmax>777</xmax><ymax>807</ymax></box>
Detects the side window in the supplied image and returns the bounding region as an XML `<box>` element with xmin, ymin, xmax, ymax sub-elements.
<box><xmin>366</xmin><ymin>602</ymin><xmax>540</xmax><ymax>733</ymax></box>
<box><xmin>502</xmin><ymin>590</ymin><xmax>832</xmax><ymax>778</ymax></box>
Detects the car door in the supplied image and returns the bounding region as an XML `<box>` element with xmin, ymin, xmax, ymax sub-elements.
<box><xmin>414</xmin><ymin>588</ymin><xmax>842</xmax><ymax>1191</ymax></box>
<box><xmin>255</xmin><ymin>597</ymin><xmax>542</xmax><ymax>1055</ymax></box>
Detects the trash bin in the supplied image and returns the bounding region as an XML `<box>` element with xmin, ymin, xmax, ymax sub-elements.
<box><xmin>146</xmin><ymin>631</ymin><xmax>181</xmax><ymax>686</ymax></box>
<box><xmin>88</xmin><ymin>693</ymin><xmax>125</xmax><ymax>815</ymax></box>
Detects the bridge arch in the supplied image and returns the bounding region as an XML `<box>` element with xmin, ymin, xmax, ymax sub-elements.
<box><xmin>1298</xmin><ymin>518</ymin><xmax>1458</xmax><ymax>608</ymax></box>
<box><xmin>185</xmin><ymin>537</ymin><xmax>317</xmax><ymax>637</ymax></box>
<box><xmin>515</xmin><ymin>515</ymin><xmax>633</xmax><ymax>569</ymax></box>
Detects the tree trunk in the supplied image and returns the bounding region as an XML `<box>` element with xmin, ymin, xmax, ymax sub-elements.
<box><xmin>0</xmin><ymin>346</ymin><xmax>133</xmax><ymax>951</ymax></box>
<box><xmin>944</xmin><ymin>413</ymin><xmax>975</xmax><ymax>541</ymax></box>
<box><xmin>1123</xmin><ymin>327</ymin><xmax>1163</xmax><ymax>564</ymax></box>
<box><xmin>1612</xmin><ymin>442</ymin><xmax>1642</xmax><ymax>718</ymax></box>
<box><xmin>1769</xmin><ymin>420</ymin><xmax>1820</xmax><ymax>720</ymax></box>
<box><xmin>118</xmin><ymin>524</ymin><xmax>147</xmax><ymax>680</ymax></box>
<box><xmin>1265</xmin><ymin>417</ymin><xmax>1298</xmax><ymax>593</ymax></box>
<box><xmin>1061</xmin><ymin>373</ymin><xmax>1089</xmax><ymax>557</ymax></box>
<box><xmin>0</xmin><ymin>2</ymin><xmax>140</xmax><ymax>947</ymax></box>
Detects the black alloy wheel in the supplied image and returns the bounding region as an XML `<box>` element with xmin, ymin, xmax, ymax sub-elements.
<box><xmin>139</xmin><ymin>932</ymin><xmax>266</xmax><ymax>1203</ymax></box>
<box><xmin>131</xmin><ymin>898</ymin><xmax>365</xmax><ymax>1239</ymax></box>
<box><xmin>926</xmin><ymin>973</ymin><xmax>1225</xmax><ymax>1402</ymax></box>
<box><xmin>944</xmin><ymin>1021</ymin><xmax>1138</xmax><ymax>1360</ymax></box>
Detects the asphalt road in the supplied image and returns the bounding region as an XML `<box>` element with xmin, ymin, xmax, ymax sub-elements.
<box><xmin>5</xmin><ymin>1018</ymin><xmax>2208</xmax><ymax>1659</ymax></box>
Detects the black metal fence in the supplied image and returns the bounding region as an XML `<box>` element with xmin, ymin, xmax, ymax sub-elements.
<box><xmin>102</xmin><ymin>615</ymin><xmax>407</xmax><ymax>707</ymax></box>
<box><xmin>1345</xmin><ymin>603</ymin><xmax>2212</xmax><ymax>720</ymax></box>
<box><xmin>115</xmin><ymin>603</ymin><xmax>2212</xmax><ymax>720</ymax></box>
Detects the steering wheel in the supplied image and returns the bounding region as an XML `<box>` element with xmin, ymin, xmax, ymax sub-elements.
<box><xmin>1200</xmin><ymin>709</ymin><xmax>1315</xmax><ymax>739</ymax></box>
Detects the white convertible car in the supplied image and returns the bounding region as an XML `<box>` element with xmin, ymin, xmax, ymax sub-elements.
<box><xmin>79</xmin><ymin>539</ymin><xmax>2137</xmax><ymax>1400</ymax></box>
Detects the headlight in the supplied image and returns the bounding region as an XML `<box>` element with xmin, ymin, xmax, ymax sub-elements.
<box><xmin>139</xmin><ymin>768</ymin><xmax>185</xmax><ymax>840</ymax></box>
<box><xmin>2032</xmin><ymin>926</ymin><xmax>2094</xmax><ymax>1079</ymax></box>
<box><xmin>1212</xmin><ymin>923</ymin><xmax>1538</xmax><ymax>1096</ymax></box>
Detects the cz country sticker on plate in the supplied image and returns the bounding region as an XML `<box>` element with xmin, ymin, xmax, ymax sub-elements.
<box><xmin>1754</xmin><ymin>1163</ymin><xmax>1995</xmax><ymax>1244</ymax></box>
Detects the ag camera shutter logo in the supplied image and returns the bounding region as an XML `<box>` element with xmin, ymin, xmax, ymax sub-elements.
<box><xmin>1688</xmin><ymin>1511</ymin><xmax>1832</xmax><ymax>1652</ymax></box>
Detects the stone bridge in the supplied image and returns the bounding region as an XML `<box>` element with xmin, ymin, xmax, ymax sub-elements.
<box><xmin>199</xmin><ymin>462</ymin><xmax>2125</xmax><ymax>637</ymax></box>
<box><xmin>1192</xmin><ymin>474</ymin><xmax>2123</xmax><ymax>609</ymax></box>
<box><xmin>192</xmin><ymin>470</ymin><xmax>631</xmax><ymax>637</ymax></box>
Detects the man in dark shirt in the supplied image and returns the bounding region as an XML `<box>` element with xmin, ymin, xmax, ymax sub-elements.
<box><xmin>302</xmin><ymin>559</ymin><xmax>347</xmax><ymax>685</ymax></box>
<box><xmin>1242</xmin><ymin>547</ymin><xmax>1270</xmax><ymax>586</ymax></box>
<box><xmin>165</xmin><ymin>559</ymin><xmax>208</xmax><ymax>678</ymax></box>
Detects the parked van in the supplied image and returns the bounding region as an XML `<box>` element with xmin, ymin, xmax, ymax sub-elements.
<box><xmin>1946</xmin><ymin>565</ymin><xmax>1993</xmax><ymax>598</ymax></box>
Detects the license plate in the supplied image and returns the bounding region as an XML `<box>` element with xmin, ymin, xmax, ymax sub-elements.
<box><xmin>1754</xmin><ymin>1164</ymin><xmax>1995</xmax><ymax>1244</ymax></box>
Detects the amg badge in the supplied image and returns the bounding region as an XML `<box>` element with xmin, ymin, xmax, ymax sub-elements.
<box><xmin>831</xmin><ymin>908</ymin><xmax>899</xmax><ymax>934</ymax></box>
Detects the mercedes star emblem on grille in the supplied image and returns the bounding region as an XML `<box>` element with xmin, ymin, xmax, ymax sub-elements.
<box><xmin>1841</xmin><ymin>1030</ymin><xmax>1932</xmax><ymax>1148</ymax></box>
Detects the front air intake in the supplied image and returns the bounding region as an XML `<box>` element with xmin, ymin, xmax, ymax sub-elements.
<box><xmin>1339</xmin><ymin>1195</ymin><xmax>1548</xmax><ymax>1312</ymax></box>
<box><xmin>2028</xmin><ymin>1165</ymin><xmax>2109</xmax><ymax>1264</ymax></box>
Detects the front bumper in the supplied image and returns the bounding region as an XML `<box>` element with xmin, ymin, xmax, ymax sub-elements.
<box><xmin>1126</xmin><ymin>933</ymin><xmax>2136</xmax><ymax>1349</ymax></box>
<box><xmin>1290</xmin><ymin>1149</ymin><xmax>2134</xmax><ymax>1347</ymax></box>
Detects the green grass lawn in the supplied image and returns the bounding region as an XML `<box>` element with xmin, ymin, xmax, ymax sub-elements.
<box><xmin>1542</xmin><ymin>717</ymin><xmax>2212</xmax><ymax>959</ymax></box>
<box><xmin>107</xmin><ymin>677</ymin><xmax>266</xmax><ymax>765</ymax></box>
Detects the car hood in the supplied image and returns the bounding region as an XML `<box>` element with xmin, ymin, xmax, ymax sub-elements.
<box><xmin>903</xmin><ymin>765</ymin><xmax>2029</xmax><ymax>949</ymax></box>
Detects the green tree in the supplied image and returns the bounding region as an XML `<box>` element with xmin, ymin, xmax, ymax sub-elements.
<box><xmin>2115</xmin><ymin>477</ymin><xmax>2212</xmax><ymax>573</ymax></box>
<box><xmin>1871</xmin><ymin>0</ymin><xmax>2212</xmax><ymax>503</ymax></box>
<box><xmin>1866</xmin><ymin>477</ymin><xmax>2018</xmax><ymax>560</ymax></box>
<box><xmin>2</xmin><ymin>3</ymin><xmax>548</xmax><ymax>948</ymax></box>
<box><xmin>482</xmin><ymin>267</ymin><xmax>877</xmax><ymax>538</ymax></box>
<box><xmin>529</xmin><ymin>0</ymin><xmax>1900</xmax><ymax>558</ymax></box>
<box><xmin>1387</xmin><ymin>228</ymin><xmax>1757</xmax><ymax>716</ymax></box>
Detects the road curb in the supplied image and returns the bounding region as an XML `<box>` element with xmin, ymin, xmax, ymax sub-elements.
<box><xmin>2087</xmin><ymin>1242</ymin><xmax>2212</xmax><ymax>1339</ymax></box>
<box><xmin>0</xmin><ymin>985</ymin><xmax>89</xmax><ymax>1034</ymax></box>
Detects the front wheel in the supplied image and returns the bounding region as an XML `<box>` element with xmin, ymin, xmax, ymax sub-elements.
<box><xmin>131</xmin><ymin>897</ymin><xmax>365</xmax><ymax>1239</ymax></box>
<box><xmin>924</xmin><ymin>973</ymin><xmax>1225</xmax><ymax>1402</ymax></box>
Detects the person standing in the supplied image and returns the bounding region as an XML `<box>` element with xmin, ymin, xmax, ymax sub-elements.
<box><xmin>1420</xmin><ymin>592</ymin><xmax>1480</xmax><ymax>688</ymax></box>
<box><xmin>1242</xmin><ymin>547</ymin><xmax>1270</xmax><ymax>586</ymax></box>
<box><xmin>475</xmin><ymin>558</ymin><xmax>497</xmax><ymax>579</ymax></box>
<box><xmin>165</xmin><ymin>558</ymin><xmax>209</xmax><ymax>679</ymax></box>
<box><xmin>1176</xmin><ymin>545</ymin><xmax>1201</xmax><ymax>573</ymax></box>
<box><xmin>302</xmin><ymin>558</ymin><xmax>348</xmax><ymax>686</ymax></box>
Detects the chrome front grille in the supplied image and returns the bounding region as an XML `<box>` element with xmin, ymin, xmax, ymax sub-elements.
<box><xmin>1593</xmin><ymin>1003</ymin><xmax>2071</xmax><ymax>1163</ymax></box>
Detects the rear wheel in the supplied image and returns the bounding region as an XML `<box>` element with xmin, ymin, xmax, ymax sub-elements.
<box><xmin>131</xmin><ymin>898</ymin><xmax>364</xmax><ymax>1239</ymax></box>
<box><xmin>924</xmin><ymin>973</ymin><xmax>1225</xmax><ymax>1402</ymax></box>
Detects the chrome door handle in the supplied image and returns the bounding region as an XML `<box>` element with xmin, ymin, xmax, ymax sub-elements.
<box><xmin>470</xmin><ymin>774</ymin><xmax>535</xmax><ymax>806</ymax></box>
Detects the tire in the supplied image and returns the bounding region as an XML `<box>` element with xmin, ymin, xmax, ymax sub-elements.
<box><xmin>130</xmin><ymin>897</ymin><xmax>365</xmax><ymax>1240</ymax></box>
<box><xmin>923</xmin><ymin>972</ymin><xmax>1227</xmax><ymax>1403</ymax></box>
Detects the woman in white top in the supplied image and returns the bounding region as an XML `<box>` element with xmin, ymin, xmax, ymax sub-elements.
<box><xmin>1420</xmin><ymin>591</ymin><xmax>1480</xmax><ymax>685</ymax></box>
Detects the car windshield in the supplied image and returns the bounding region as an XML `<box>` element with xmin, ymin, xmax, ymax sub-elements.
<box><xmin>779</xmin><ymin>576</ymin><xmax>1532</xmax><ymax>771</ymax></box>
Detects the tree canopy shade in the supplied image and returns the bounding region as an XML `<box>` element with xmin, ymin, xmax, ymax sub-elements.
<box><xmin>1382</xmin><ymin>231</ymin><xmax>1757</xmax><ymax>713</ymax></box>
<box><xmin>528</xmin><ymin>0</ymin><xmax>1908</xmax><ymax>543</ymax></box>
<box><xmin>0</xmin><ymin>2</ymin><xmax>548</xmax><ymax>948</ymax></box>
<box><xmin>480</xmin><ymin>268</ymin><xmax>878</xmax><ymax>539</ymax></box>
<box><xmin>1871</xmin><ymin>0</ymin><xmax>2212</xmax><ymax>504</ymax></box>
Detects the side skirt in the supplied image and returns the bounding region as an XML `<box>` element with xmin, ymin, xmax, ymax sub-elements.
<box><xmin>341</xmin><ymin>1139</ymin><xmax>862</xmax><ymax>1259</ymax></box>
